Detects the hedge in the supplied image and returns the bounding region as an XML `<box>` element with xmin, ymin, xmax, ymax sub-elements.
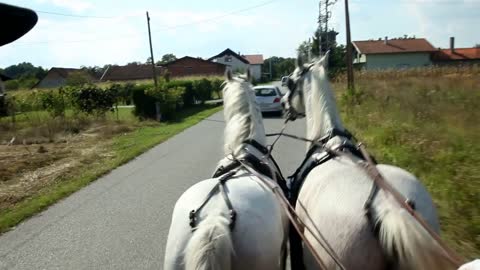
<box><xmin>2</xmin><ymin>77</ymin><xmax>225</xmax><ymax>120</ymax></box>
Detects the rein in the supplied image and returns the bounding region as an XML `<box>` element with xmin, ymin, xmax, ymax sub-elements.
<box><xmin>266</xmin><ymin>129</ymin><xmax>465</xmax><ymax>268</ymax></box>
<box><xmin>231</xmin><ymin>152</ymin><xmax>346</xmax><ymax>270</ymax></box>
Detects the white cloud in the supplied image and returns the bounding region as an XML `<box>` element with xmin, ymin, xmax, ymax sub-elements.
<box><xmin>36</xmin><ymin>0</ymin><xmax>93</xmax><ymax>12</ymax></box>
<box><xmin>406</xmin><ymin>0</ymin><xmax>480</xmax><ymax>48</ymax></box>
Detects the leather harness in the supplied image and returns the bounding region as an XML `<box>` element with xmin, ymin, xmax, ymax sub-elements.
<box><xmin>188</xmin><ymin>139</ymin><xmax>288</xmax><ymax>231</ymax></box>
<box><xmin>286</xmin><ymin>128</ymin><xmax>379</xmax><ymax>270</ymax></box>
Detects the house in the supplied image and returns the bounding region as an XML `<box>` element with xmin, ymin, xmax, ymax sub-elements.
<box><xmin>34</xmin><ymin>67</ymin><xmax>95</xmax><ymax>88</ymax></box>
<box><xmin>100</xmin><ymin>64</ymin><xmax>163</xmax><ymax>82</ymax></box>
<box><xmin>432</xmin><ymin>37</ymin><xmax>480</xmax><ymax>66</ymax></box>
<box><xmin>161</xmin><ymin>56</ymin><xmax>226</xmax><ymax>77</ymax></box>
<box><xmin>352</xmin><ymin>37</ymin><xmax>437</xmax><ymax>70</ymax></box>
<box><xmin>208</xmin><ymin>48</ymin><xmax>264</xmax><ymax>80</ymax></box>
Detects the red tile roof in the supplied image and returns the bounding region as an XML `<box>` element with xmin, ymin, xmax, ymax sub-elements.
<box><xmin>432</xmin><ymin>48</ymin><xmax>480</xmax><ymax>61</ymax></box>
<box><xmin>102</xmin><ymin>64</ymin><xmax>163</xmax><ymax>81</ymax></box>
<box><xmin>353</xmin><ymin>38</ymin><xmax>437</xmax><ymax>54</ymax></box>
<box><xmin>243</xmin><ymin>54</ymin><xmax>264</xmax><ymax>65</ymax></box>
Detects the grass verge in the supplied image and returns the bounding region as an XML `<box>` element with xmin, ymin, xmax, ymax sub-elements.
<box><xmin>335</xmin><ymin>72</ymin><xmax>479</xmax><ymax>259</ymax></box>
<box><xmin>0</xmin><ymin>105</ymin><xmax>222</xmax><ymax>234</ymax></box>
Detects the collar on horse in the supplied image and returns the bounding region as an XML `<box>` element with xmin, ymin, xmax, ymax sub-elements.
<box><xmin>189</xmin><ymin>139</ymin><xmax>288</xmax><ymax>231</ymax></box>
<box><xmin>288</xmin><ymin>127</ymin><xmax>368</xmax><ymax>205</ymax></box>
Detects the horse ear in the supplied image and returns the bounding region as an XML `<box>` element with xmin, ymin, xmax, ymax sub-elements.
<box><xmin>321</xmin><ymin>50</ymin><xmax>330</xmax><ymax>68</ymax></box>
<box><xmin>246</xmin><ymin>68</ymin><xmax>252</xmax><ymax>83</ymax></box>
<box><xmin>296</xmin><ymin>54</ymin><xmax>304</xmax><ymax>69</ymax></box>
<box><xmin>225</xmin><ymin>69</ymin><xmax>233</xmax><ymax>81</ymax></box>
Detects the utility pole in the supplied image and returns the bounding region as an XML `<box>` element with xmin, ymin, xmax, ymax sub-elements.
<box><xmin>345</xmin><ymin>0</ymin><xmax>354</xmax><ymax>90</ymax></box>
<box><xmin>318</xmin><ymin>0</ymin><xmax>337</xmax><ymax>56</ymax></box>
<box><xmin>269</xmin><ymin>58</ymin><xmax>272</xmax><ymax>81</ymax></box>
<box><xmin>146</xmin><ymin>11</ymin><xmax>158</xmax><ymax>90</ymax></box>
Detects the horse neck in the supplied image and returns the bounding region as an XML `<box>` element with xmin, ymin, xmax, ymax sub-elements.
<box><xmin>223</xmin><ymin>81</ymin><xmax>266</xmax><ymax>156</ymax></box>
<box><xmin>305</xmin><ymin>67</ymin><xmax>344</xmax><ymax>143</ymax></box>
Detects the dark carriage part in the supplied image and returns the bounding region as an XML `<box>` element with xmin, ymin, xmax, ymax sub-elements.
<box><xmin>0</xmin><ymin>3</ymin><xmax>38</xmax><ymax>47</ymax></box>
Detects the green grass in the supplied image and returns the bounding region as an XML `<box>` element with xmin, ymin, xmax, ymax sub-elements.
<box><xmin>334</xmin><ymin>74</ymin><xmax>480</xmax><ymax>259</ymax></box>
<box><xmin>0</xmin><ymin>104</ymin><xmax>222</xmax><ymax>234</ymax></box>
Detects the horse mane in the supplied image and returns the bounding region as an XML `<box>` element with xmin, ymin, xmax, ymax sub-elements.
<box><xmin>304</xmin><ymin>58</ymin><xmax>344</xmax><ymax>143</ymax></box>
<box><xmin>222</xmin><ymin>76</ymin><xmax>266</xmax><ymax>156</ymax></box>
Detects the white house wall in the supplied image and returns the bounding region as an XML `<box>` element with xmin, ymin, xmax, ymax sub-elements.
<box><xmin>249</xmin><ymin>65</ymin><xmax>262</xmax><ymax>81</ymax></box>
<box><xmin>211</xmin><ymin>55</ymin><xmax>249</xmax><ymax>73</ymax></box>
<box><xmin>211</xmin><ymin>54</ymin><xmax>262</xmax><ymax>80</ymax></box>
<box><xmin>365</xmin><ymin>53</ymin><xmax>432</xmax><ymax>70</ymax></box>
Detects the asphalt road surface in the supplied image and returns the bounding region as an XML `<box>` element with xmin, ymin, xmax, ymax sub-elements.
<box><xmin>0</xmin><ymin>103</ymin><xmax>307</xmax><ymax>269</ymax></box>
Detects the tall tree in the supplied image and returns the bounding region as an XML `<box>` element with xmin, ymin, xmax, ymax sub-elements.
<box><xmin>262</xmin><ymin>57</ymin><xmax>295</xmax><ymax>80</ymax></box>
<box><xmin>159</xmin><ymin>53</ymin><xmax>177</xmax><ymax>64</ymax></box>
<box><xmin>297</xmin><ymin>40</ymin><xmax>313</xmax><ymax>62</ymax></box>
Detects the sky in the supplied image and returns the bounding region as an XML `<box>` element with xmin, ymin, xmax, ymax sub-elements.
<box><xmin>1</xmin><ymin>0</ymin><xmax>479</xmax><ymax>69</ymax></box>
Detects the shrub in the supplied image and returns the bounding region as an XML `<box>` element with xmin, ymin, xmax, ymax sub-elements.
<box><xmin>211</xmin><ymin>78</ymin><xmax>224</xmax><ymax>99</ymax></box>
<box><xmin>192</xmin><ymin>78</ymin><xmax>212</xmax><ymax>103</ymax></box>
<box><xmin>68</xmin><ymin>84</ymin><xmax>115</xmax><ymax>116</ymax></box>
<box><xmin>132</xmin><ymin>84</ymin><xmax>156</xmax><ymax>120</ymax></box>
<box><xmin>146</xmin><ymin>86</ymin><xmax>185</xmax><ymax>120</ymax></box>
<box><xmin>5</xmin><ymin>80</ymin><xmax>19</xmax><ymax>90</ymax></box>
<box><xmin>165</xmin><ymin>79</ymin><xmax>195</xmax><ymax>107</ymax></box>
<box><xmin>132</xmin><ymin>83</ymin><xmax>185</xmax><ymax>121</ymax></box>
<box><xmin>40</xmin><ymin>89</ymin><xmax>67</xmax><ymax>117</ymax></box>
<box><xmin>14</xmin><ymin>90</ymin><xmax>43</xmax><ymax>112</ymax></box>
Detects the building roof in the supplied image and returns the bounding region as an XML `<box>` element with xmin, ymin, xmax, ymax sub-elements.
<box><xmin>353</xmin><ymin>38</ymin><xmax>437</xmax><ymax>54</ymax></box>
<box><xmin>101</xmin><ymin>64</ymin><xmax>163</xmax><ymax>81</ymax></box>
<box><xmin>50</xmin><ymin>67</ymin><xmax>85</xmax><ymax>78</ymax></box>
<box><xmin>432</xmin><ymin>47</ymin><xmax>480</xmax><ymax>61</ymax></box>
<box><xmin>208</xmin><ymin>48</ymin><xmax>250</xmax><ymax>64</ymax></box>
<box><xmin>162</xmin><ymin>56</ymin><xmax>226</xmax><ymax>67</ymax></box>
<box><xmin>32</xmin><ymin>67</ymin><xmax>95</xmax><ymax>88</ymax></box>
<box><xmin>243</xmin><ymin>54</ymin><xmax>264</xmax><ymax>65</ymax></box>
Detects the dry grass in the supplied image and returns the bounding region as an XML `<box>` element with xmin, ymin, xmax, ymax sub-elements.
<box><xmin>333</xmin><ymin>67</ymin><xmax>480</xmax><ymax>259</ymax></box>
<box><xmin>0</xmin><ymin>104</ymin><xmax>223</xmax><ymax>233</ymax></box>
<box><xmin>0</xmin><ymin>109</ymin><xmax>139</xmax><ymax>212</ymax></box>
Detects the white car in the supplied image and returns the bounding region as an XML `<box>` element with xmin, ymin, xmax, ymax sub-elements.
<box><xmin>253</xmin><ymin>85</ymin><xmax>284</xmax><ymax>115</ymax></box>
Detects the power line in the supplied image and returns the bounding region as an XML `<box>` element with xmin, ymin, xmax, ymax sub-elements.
<box><xmin>34</xmin><ymin>10</ymin><xmax>117</xmax><ymax>19</ymax></box>
<box><xmin>17</xmin><ymin>0</ymin><xmax>280</xmax><ymax>45</ymax></box>
<box><xmin>152</xmin><ymin>0</ymin><xmax>278</xmax><ymax>32</ymax></box>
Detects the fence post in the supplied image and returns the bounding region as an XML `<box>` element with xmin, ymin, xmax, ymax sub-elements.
<box><xmin>155</xmin><ymin>102</ymin><xmax>161</xmax><ymax>122</ymax></box>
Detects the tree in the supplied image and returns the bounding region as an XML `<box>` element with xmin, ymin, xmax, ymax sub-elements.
<box><xmin>261</xmin><ymin>57</ymin><xmax>295</xmax><ymax>80</ymax></box>
<box><xmin>159</xmin><ymin>53</ymin><xmax>177</xmax><ymax>64</ymax></box>
<box><xmin>297</xmin><ymin>40</ymin><xmax>313</xmax><ymax>62</ymax></box>
<box><xmin>81</xmin><ymin>65</ymin><xmax>106</xmax><ymax>78</ymax></box>
<box><xmin>0</xmin><ymin>62</ymin><xmax>47</xmax><ymax>90</ymax></box>
<box><xmin>2</xmin><ymin>62</ymin><xmax>46</xmax><ymax>80</ymax></box>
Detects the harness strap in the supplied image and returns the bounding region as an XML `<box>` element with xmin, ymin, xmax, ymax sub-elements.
<box><xmin>242</xmin><ymin>139</ymin><xmax>269</xmax><ymax>155</ymax></box>
<box><xmin>189</xmin><ymin>170</ymin><xmax>237</xmax><ymax>230</ymax></box>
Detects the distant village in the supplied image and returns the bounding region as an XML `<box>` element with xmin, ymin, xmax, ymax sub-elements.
<box><xmin>21</xmin><ymin>36</ymin><xmax>480</xmax><ymax>89</ymax></box>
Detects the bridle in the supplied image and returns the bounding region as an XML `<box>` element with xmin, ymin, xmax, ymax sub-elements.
<box><xmin>284</xmin><ymin>62</ymin><xmax>315</xmax><ymax>121</ymax></box>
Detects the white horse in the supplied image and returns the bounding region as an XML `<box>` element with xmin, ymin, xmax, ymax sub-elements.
<box><xmin>163</xmin><ymin>69</ymin><xmax>289</xmax><ymax>270</ymax></box>
<box><xmin>281</xmin><ymin>53</ymin><xmax>458</xmax><ymax>270</ymax></box>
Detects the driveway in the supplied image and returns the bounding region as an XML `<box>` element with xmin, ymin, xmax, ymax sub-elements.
<box><xmin>0</xmin><ymin>110</ymin><xmax>306</xmax><ymax>270</ymax></box>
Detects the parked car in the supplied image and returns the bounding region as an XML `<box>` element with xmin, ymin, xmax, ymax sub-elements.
<box><xmin>253</xmin><ymin>85</ymin><xmax>284</xmax><ymax>115</ymax></box>
<box><xmin>281</xmin><ymin>76</ymin><xmax>289</xmax><ymax>86</ymax></box>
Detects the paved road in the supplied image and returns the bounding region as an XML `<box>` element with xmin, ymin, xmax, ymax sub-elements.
<box><xmin>0</xmin><ymin>108</ymin><xmax>306</xmax><ymax>269</ymax></box>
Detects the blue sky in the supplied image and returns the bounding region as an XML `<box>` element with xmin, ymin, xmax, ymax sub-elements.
<box><xmin>1</xmin><ymin>0</ymin><xmax>479</xmax><ymax>69</ymax></box>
